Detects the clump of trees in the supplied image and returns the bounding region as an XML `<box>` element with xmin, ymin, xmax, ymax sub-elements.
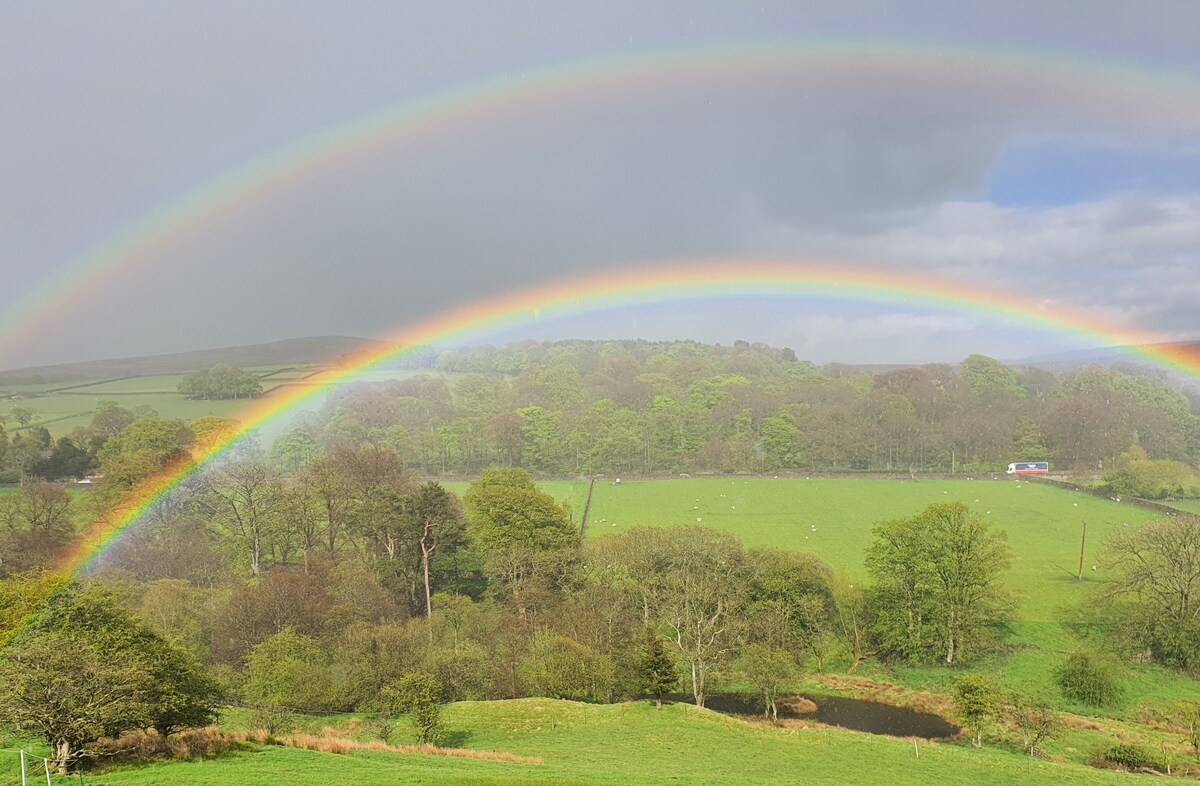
<box><xmin>272</xmin><ymin>340</ymin><xmax>1200</xmax><ymax>478</ymax></box>
<box><xmin>866</xmin><ymin>502</ymin><xmax>1013</xmax><ymax>664</ymax></box>
<box><xmin>952</xmin><ymin>676</ymin><xmax>1064</xmax><ymax>755</ymax></box>
<box><xmin>7</xmin><ymin>341</ymin><xmax>1200</xmax><ymax>488</ymax></box>
<box><xmin>178</xmin><ymin>365</ymin><xmax>262</xmax><ymax>400</ymax></box>
<box><xmin>0</xmin><ymin>586</ymin><xmax>222</xmax><ymax>773</ymax></box>
<box><xmin>1094</xmin><ymin>513</ymin><xmax>1200</xmax><ymax>673</ymax></box>
<box><xmin>1103</xmin><ymin>448</ymin><xmax>1200</xmax><ymax>499</ymax></box>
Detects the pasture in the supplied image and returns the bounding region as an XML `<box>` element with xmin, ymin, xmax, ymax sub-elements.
<box><xmin>575</xmin><ymin>477</ymin><xmax>1200</xmax><ymax>713</ymax></box>
<box><xmin>584</xmin><ymin>477</ymin><xmax>1151</xmax><ymax>624</ymax></box>
<box><xmin>0</xmin><ymin>367</ymin><xmax>462</xmax><ymax>437</ymax></box>
<box><xmin>6</xmin><ymin>699</ymin><xmax>1193</xmax><ymax>786</ymax></box>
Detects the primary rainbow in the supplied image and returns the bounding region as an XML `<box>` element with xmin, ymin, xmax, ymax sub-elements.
<box><xmin>4</xmin><ymin>39</ymin><xmax>1200</xmax><ymax>348</ymax></box>
<box><xmin>44</xmin><ymin>258</ymin><xmax>1200</xmax><ymax>591</ymax></box>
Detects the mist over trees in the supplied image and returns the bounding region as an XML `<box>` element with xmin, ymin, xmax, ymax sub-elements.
<box><xmin>284</xmin><ymin>340</ymin><xmax>1200</xmax><ymax>479</ymax></box>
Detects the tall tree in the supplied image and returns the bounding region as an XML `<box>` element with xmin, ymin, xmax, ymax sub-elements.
<box><xmin>867</xmin><ymin>503</ymin><xmax>1013</xmax><ymax>664</ymax></box>
<box><xmin>636</xmin><ymin>623</ymin><xmax>677</xmax><ymax>710</ymax></box>
<box><xmin>1100</xmin><ymin>514</ymin><xmax>1200</xmax><ymax>671</ymax></box>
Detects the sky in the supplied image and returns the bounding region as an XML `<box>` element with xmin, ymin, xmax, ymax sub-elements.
<box><xmin>2</xmin><ymin>1</ymin><xmax>1200</xmax><ymax>369</ymax></box>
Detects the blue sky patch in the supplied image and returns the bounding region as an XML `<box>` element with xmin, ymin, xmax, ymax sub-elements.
<box><xmin>986</xmin><ymin>140</ymin><xmax>1200</xmax><ymax>207</ymax></box>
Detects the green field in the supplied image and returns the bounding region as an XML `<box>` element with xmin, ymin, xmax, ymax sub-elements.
<box><xmin>586</xmin><ymin>478</ymin><xmax>1145</xmax><ymax>622</ymax></box>
<box><xmin>5</xmin><ymin>699</ymin><xmax>1193</xmax><ymax>786</ymax></box>
<box><xmin>0</xmin><ymin>367</ymin><xmax>466</xmax><ymax>437</ymax></box>
<box><xmin>1165</xmin><ymin>498</ymin><xmax>1200</xmax><ymax>515</ymax></box>
<box><xmin>581</xmin><ymin>478</ymin><xmax>1200</xmax><ymax>711</ymax></box>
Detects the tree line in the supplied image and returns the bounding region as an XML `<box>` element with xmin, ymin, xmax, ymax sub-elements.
<box><xmin>4</xmin><ymin>341</ymin><xmax>1198</xmax><ymax>490</ymax></box>
<box><xmin>286</xmin><ymin>340</ymin><xmax>1200</xmax><ymax>479</ymax></box>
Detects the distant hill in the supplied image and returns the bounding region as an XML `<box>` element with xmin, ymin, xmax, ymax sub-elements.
<box><xmin>0</xmin><ymin>336</ymin><xmax>383</xmax><ymax>384</ymax></box>
<box><xmin>1010</xmin><ymin>340</ymin><xmax>1200</xmax><ymax>376</ymax></box>
<box><xmin>4</xmin><ymin>335</ymin><xmax>1198</xmax><ymax>387</ymax></box>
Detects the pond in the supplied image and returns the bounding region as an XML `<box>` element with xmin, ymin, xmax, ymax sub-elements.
<box><xmin>674</xmin><ymin>693</ymin><xmax>959</xmax><ymax>740</ymax></box>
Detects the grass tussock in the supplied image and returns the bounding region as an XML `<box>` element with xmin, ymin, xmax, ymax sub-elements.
<box><xmin>95</xmin><ymin>727</ymin><xmax>246</xmax><ymax>763</ymax></box>
<box><xmin>277</xmin><ymin>731</ymin><xmax>542</xmax><ymax>765</ymax></box>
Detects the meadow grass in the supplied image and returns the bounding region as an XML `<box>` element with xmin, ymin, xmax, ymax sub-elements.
<box><xmin>12</xmin><ymin>699</ymin><xmax>1195</xmax><ymax>786</ymax></box>
<box><xmin>582</xmin><ymin>478</ymin><xmax>1200</xmax><ymax>712</ymax></box>
<box><xmin>585</xmin><ymin>477</ymin><xmax>1152</xmax><ymax>624</ymax></box>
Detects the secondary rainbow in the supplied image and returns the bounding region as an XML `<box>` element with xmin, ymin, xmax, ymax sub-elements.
<box><xmin>4</xmin><ymin>39</ymin><xmax>1200</xmax><ymax>349</ymax></box>
<box><xmin>43</xmin><ymin>258</ymin><xmax>1200</xmax><ymax>588</ymax></box>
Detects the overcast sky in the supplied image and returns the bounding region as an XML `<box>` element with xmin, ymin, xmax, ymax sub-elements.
<box><xmin>3</xmin><ymin>1</ymin><xmax>1200</xmax><ymax>369</ymax></box>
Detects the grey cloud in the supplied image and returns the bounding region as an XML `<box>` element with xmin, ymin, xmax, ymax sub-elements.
<box><xmin>3</xmin><ymin>1</ymin><xmax>1200</xmax><ymax>368</ymax></box>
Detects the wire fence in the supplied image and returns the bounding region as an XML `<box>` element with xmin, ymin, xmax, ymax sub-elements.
<box><xmin>0</xmin><ymin>748</ymin><xmax>85</xmax><ymax>786</ymax></box>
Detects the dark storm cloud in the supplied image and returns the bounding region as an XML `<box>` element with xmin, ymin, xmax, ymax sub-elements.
<box><xmin>2</xmin><ymin>1</ymin><xmax>1199</xmax><ymax>367</ymax></box>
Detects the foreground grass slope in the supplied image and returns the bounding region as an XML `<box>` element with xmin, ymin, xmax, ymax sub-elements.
<box><xmin>11</xmin><ymin>699</ymin><xmax>1192</xmax><ymax>786</ymax></box>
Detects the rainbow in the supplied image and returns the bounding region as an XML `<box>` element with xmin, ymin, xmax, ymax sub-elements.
<box><xmin>4</xmin><ymin>39</ymin><xmax>1200</xmax><ymax>349</ymax></box>
<box><xmin>44</xmin><ymin>258</ymin><xmax>1200</xmax><ymax>587</ymax></box>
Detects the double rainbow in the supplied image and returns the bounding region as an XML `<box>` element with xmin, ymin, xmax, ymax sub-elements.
<box><xmin>4</xmin><ymin>39</ymin><xmax>1200</xmax><ymax>347</ymax></box>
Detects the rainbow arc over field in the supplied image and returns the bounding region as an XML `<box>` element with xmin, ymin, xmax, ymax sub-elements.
<box><xmin>39</xmin><ymin>258</ymin><xmax>1200</xmax><ymax>595</ymax></box>
<box><xmin>4</xmin><ymin>39</ymin><xmax>1200</xmax><ymax>347</ymax></box>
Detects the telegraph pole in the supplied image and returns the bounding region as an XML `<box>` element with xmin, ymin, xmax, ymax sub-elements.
<box><xmin>1077</xmin><ymin>521</ymin><xmax>1088</xmax><ymax>581</ymax></box>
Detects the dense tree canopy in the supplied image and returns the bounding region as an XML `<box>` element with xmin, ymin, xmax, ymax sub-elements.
<box><xmin>178</xmin><ymin>365</ymin><xmax>262</xmax><ymax>400</ymax></box>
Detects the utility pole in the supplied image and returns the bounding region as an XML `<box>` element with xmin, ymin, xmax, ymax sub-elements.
<box><xmin>1077</xmin><ymin>521</ymin><xmax>1088</xmax><ymax>581</ymax></box>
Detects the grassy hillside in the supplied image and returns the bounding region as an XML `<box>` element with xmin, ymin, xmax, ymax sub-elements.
<box><xmin>0</xmin><ymin>367</ymin><xmax>465</xmax><ymax>438</ymax></box>
<box><xmin>0</xmin><ymin>337</ymin><xmax>382</xmax><ymax>385</ymax></box>
<box><xmin>585</xmin><ymin>477</ymin><xmax>1148</xmax><ymax>620</ymax></box>
<box><xmin>7</xmin><ymin>699</ymin><xmax>1192</xmax><ymax>786</ymax></box>
<box><xmin>581</xmin><ymin>478</ymin><xmax>1200</xmax><ymax>713</ymax></box>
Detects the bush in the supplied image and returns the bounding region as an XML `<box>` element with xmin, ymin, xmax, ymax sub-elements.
<box><xmin>1056</xmin><ymin>652</ymin><xmax>1122</xmax><ymax>707</ymax></box>
<box><xmin>383</xmin><ymin>672</ymin><xmax>446</xmax><ymax>746</ymax></box>
<box><xmin>1096</xmin><ymin>743</ymin><xmax>1165</xmax><ymax>772</ymax></box>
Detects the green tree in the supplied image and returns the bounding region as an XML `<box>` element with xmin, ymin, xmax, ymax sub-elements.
<box><xmin>201</xmin><ymin>460</ymin><xmax>284</xmax><ymax>577</ymax></box>
<box><xmin>1</xmin><ymin>585</ymin><xmax>223</xmax><ymax>772</ymax></box>
<box><xmin>759</xmin><ymin>411</ymin><xmax>801</xmax><ymax>469</ymax></box>
<box><xmin>519</xmin><ymin>629</ymin><xmax>614</xmax><ymax>702</ymax></box>
<box><xmin>411</xmin><ymin>482</ymin><xmax>466</xmax><ymax>622</ymax></box>
<box><xmin>953</xmin><ymin>675</ymin><xmax>1003</xmax><ymax>748</ymax></box>
<box><xmin>1103</xmin><ymin>448</ymin><xmax>1200</xmax><ymax>499</ymax></box>
<box><xmin>244</xmin><ymin>627</ymin><xmax>337</xmax><ymax>714</ymax></box>
<box><xmin>1056</xmin><ymin>651</ymin><xmax>1122</xmax><ymax>707</ymax></box>
<box><xmin>96</xmin><ymin>416</ymin><xmax>191</xmax><ymax>461</ymax></box>
<box><xmin>1100</xmin><ymin>514</ymin><xmax>1200</xmax><ymax>671</ymax></box>
<box><xmin>1008</xmin><ymin>692</ymin><xmax>1062</xmax><ymax>756</ymax></box>
<box><xmin>383</xmin><ymin>671</ymin><xmax>446</xmax><ymax>746</ymax></box>
<box><xmin>866</xmin><ymin>503</ymin><xmax>1013</xmax><ymax>664</ymax></box>
<box><xmin>736</xmin><ymin>644</ymin><xmax>797</xmax><ymax>722</ymax></box>
<box><xmin>0</xmin><ymin>633</ymin><xmax>151</xmax><ymax>773</ymax></box>
<box><xmin>464</xmin><ymin>468</ymin><xmax>579</xmax><ymax>608</ymax></box>
<box><xmin>635</xmin><ymin>624</ymin><xmax>677</xmax><ymax>710</ymax></box>
<box><xmin>960</xmin><ymin>354</ymin><xmax>1025</xmax><ymax>400</ymax></box>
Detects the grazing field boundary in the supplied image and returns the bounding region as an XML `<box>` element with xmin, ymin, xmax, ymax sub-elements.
<box><xmin>1027</xmin><ymin>476</ymin><xmax>1186</xmax><ymax>516</ymax></box>
<box><xmin>579</xmin><ymin>477</ymin><xmax>597</xmax><ymax>536</ymax></box>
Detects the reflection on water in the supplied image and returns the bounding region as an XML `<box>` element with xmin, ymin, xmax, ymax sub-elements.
<box><xmin>671</xmin><ymin>693</ymin><xmax>959</xmax><ymax>739</ymax></box>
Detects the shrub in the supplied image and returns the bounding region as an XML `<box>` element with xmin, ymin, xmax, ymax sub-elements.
<box><xmin>383</xmin><ymin>671</ymin><xmax>446</xmax><ymax>746</ymax></box>
<box><xmin>1056</xmin><ymin>652</ymin><xmax>1122</xmax><ymax>707</ymax></box>
<box><xmin>1097</xmin><ymin>743</ymin><xmax>1165</xmax><ymax>772</ymax></box>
